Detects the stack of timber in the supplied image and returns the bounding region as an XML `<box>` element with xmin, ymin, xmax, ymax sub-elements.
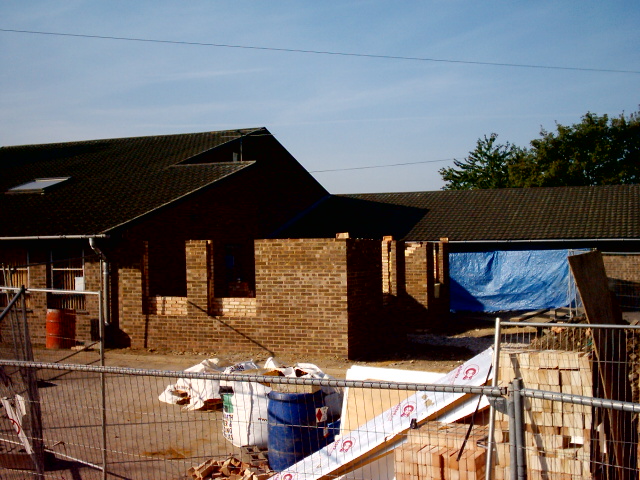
<box><xmin>496</xmin><ymin>348</ymin><xmax>593</xmax><ymax>480</ymax></box>
<box><xmin>395</xmin><ymin>422</ymin><xmax>488</xmax><ymax>480</ymax></box>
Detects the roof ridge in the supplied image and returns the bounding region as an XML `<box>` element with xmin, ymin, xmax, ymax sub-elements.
<box><xmin>341</xmin><ymin>184</ymin><xmax>640</xmax><ymax>196</ymax></box>
<box><xmin>1</xmin><ymin>127</ymin><xmax>266</xmax><ymax>150</ymax></box>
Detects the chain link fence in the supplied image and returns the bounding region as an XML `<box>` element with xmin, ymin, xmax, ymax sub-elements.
<box><xmin>1</xmin><ymin>324</ymin><xmax>640</xmax><ymax>479</ymax></box>
<box><xmin>3</xmin><ymin>276</ymin><xmax>640</xmax><ymax>479</ymax></box>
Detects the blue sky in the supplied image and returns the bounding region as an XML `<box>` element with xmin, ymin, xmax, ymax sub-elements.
<box><xmin>1</xmin><ymin>1</ymin><xmax>638</xmax><ymax>193</ymax></box>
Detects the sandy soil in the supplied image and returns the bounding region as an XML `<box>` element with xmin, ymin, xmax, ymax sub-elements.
<box><xmin>0</xmin><ymin>310</ymin><xmax>559</xmax><ymax>479</ymax></box>
<box><xmin>97</xmin><ymin>311</ymin><xmax>544</xmax><ymax>377</ymax></box>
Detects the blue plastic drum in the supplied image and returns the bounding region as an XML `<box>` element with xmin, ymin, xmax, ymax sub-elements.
<box><xmin>267</xmin><ymin>389</ymin><xmax>338</xmax><ymax>471</ymax></box>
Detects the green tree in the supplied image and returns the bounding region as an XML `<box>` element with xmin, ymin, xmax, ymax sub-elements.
<box><xmin>440</xmin><ymin>109</ymin><xmax>640</xmax><ymax>189</ymax></box>
<box><xmin>512</xmin><ymin>110</ymin><xmax>640</xmax><ymax>187</ymax></box>
<box><xmin>439</xmin><ymin>133</ymin><xmax>523</xmax><ymax>190</ymax></box>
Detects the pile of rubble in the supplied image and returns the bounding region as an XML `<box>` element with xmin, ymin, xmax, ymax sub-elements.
<box><xmin>187</xmin><ymin>447</ymin><xmax>274</xmax><ymax>480</ymax></box>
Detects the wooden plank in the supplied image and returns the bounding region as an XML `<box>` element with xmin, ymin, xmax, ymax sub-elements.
<box><xmin>339</xmin><ymin>366</ymin><xmax>442</xmax><ymax>435</ymax></box>
<box><xmin>568</xmin><ymin>251</ymin><xmax>622</xmax><ymax>326</ymax></box>
<box><xmin>568</xmin><ymin>250</ymin><xmax>636</xmax><ymax>480</ymax></box>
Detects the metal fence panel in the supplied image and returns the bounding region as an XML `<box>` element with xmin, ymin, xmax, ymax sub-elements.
<box><xmin>498</xmin><ymin>321</ymin><xmax>640</xmax><ymax>480</ymax></box>
<box><xmin>0</xmin><ymin>360</ymin><xmax>505</xmax><ymax>480</ymax></box>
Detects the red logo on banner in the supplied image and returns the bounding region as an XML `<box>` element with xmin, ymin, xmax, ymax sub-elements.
<box><xmin>329</xmin><ymin>437</ymin><xmax>356</xmax><ymax>455</ymax></box>
<box><xmin>9</xmin><ymin>418</ymin><xmax>20</xmax><ymax>434</ymax></box>
<box><xmin>400</xmin><ymin>404</ymin><xmax>415</xmax><ymax>417</ymax></box>
<box><xmin>463</xmin><ymin>365</ymin><xmax>479</xmax><ymax>380</ymax></box>
<box><xmin>340</xmin><ymin>439</ymin><xmax>354</xmax><ymax>453</ymax></box>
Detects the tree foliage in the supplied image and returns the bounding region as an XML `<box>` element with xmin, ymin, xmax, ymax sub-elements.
<box><xmin>440</xmin><ymin>109</ymin><xmax>640</xmax><ymax>190</ymax></box>
<box><xmin>439</xmin><ymin>134</ymin><xmax>523</xmax><ymax>190</ymax></box>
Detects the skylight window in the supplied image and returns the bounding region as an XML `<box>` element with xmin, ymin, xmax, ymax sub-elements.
<box><xmin>8</xmin><ymin>177</ymin><xmax>70</xmax><ymax>194</ymax></box>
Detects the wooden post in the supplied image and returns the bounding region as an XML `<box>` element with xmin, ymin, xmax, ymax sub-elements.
<box><xmin>568</xmin><ymin>250</ymin><xmax>636</xmax><ymax>480</ymax></box>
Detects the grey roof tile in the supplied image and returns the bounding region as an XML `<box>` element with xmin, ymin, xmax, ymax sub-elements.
<box><xmin>281</xmin><ymin>185</ymin><xmax>640</xmax><ymax>242</ymax></box>
<box><xmin>0</xmin><ymin>129</ymin><xmax>262</xmax><ymax>236</ymax></box>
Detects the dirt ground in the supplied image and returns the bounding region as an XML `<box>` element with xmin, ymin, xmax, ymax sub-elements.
<box><xmin>98</xmin><ymin>311</ymin><xmax>547</xmax><ymax>376</ymax></box>
<box><xmin>0</xmin><ymin>309</ymin><xmax>568</xmax><ymax>479</ymax></box>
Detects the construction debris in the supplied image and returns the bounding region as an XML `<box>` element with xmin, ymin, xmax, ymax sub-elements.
<box><xmin>159</xmin><ymin>358</ymin><xmax>340</xmax><ymax>411</ymax></box>
<box><xmin>239</xmin><ymin>445</ymin><xmax>269</xmax><ymax>467</ymax></box>
<box><xmin>186</xmin><ymin>449</ymin><xmax>274</xmax><ymax>480</ymax></box>
<box><xmin>159</xmin><ymin>359</ymin><xmax>259</xmax><ymax>411</ymax></box>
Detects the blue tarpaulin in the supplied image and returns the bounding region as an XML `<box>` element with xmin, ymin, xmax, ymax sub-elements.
<box><xmin>450</xmin><ymin>250</ymin><xmax>577</xmax><ymax>312</ymax></box>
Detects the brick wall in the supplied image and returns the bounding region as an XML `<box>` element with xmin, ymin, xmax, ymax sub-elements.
<box><xmin>118</xmin><ymin>241</ymin><xmax>147</xmax><ymax>348</ymax></box>
<box><xmin>148</xmin><ymin>296</ymin><xmax>188</xmax><ymax>316</ymax></box>
<box><xmin>118</xmin><ymin>237</ymin><xmax>386</xmax><ymax>358</ymax></box>
<box><xmin>25</xmin><ymin>249</ymin><xmax>48</xmax><ymax>345</ymax></box>
<box><xmin>404</xmin><ymin>242</ymin><xmax>430</xmax><ymax>309</ymax></box>
<box><xmin>211</xmin><ymin>298</ymin><xmax>257</xmax><ymax>317</ymax></box>
<box><xmin>186</xmin><ymin>240</ymin><xmax>211</xmax><ymax>317</ymax></box>
<box><xmin>345</xmin><ymin>239</ymin><xmax>383</xmax><ymax>358</ymax></box>
<box><xmin>254</xmin><ymin>238</ymin><xmax>350</xmax><ymax>356</ymax></box>
<box><xmin>432</xmin><ymin>239</ymin><xmax>450</xmax><ymax>317</ymax></box>
<box><xmin>383</xmin><ymin>239</ymin><xmax>450</xmax><ymax>329</ymax></box>
<box><xmin>1</xmin><ymin>234</ymin><xmax>451</xmax><ymax>356</ymax></box>
<box><xmin>603</xmin><ymin>253</ymin><xmax>640</xmax><ymax>311</ymax></box>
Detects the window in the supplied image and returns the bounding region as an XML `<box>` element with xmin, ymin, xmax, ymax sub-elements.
<box><xmin>7</xmin><ymin>177</ymin><xmax>70</xmax><ymax>194</ymax></box>
<box><xmin>147</xmin><ymin>241</ymin><xmax>187</xmax><ymax>297</ymax></box>
<box><xmin>223</xmin><ymin>244</ymin><xmax>253</xmax><ymax>297</ymax></box>
<box><xmin>49</xmin><ymin>247</ymin><xmax>85</xmax><ymax>310</ymax></box>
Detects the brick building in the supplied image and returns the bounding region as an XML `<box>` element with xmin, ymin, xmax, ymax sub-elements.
<box><xmin>0</xmin><ymin>128</ymin><xmax>330</xmax><ymax>353</ymax></box>
<box><xmin>2</xmin><ymin>128</ymin><xmax>639</xmax><ymax>358</ymax></box>
<box><xmin>0</xmin><ymin>128</ymin><xmax>447</xmax><ymax>358</ymax></box>
<box><xmin>280</xmin><ymin>186</ymin><xmax>640</xmax><ymax>313</ymax></box>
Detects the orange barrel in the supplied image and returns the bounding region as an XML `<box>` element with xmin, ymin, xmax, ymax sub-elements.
<box><xmin>46</xmin><ymin>309</ymin><xmax>76</xmax><ymax>349</ymax></box>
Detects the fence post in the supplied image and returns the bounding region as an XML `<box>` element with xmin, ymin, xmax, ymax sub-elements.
<box><xmin>511</xmin><ymin>377</ymin><xmax>526</xmax><ymax>480</ymax></box>
<box><xmin>486</xmin><ymin>317</ymin><xmax>502</xmax><ymax>479</ymax></box>
<box><xmin>99</xmin><ymin>291</ymin><xmax>108</xmax><ymax>480</ymax></box>
<box><xmin>507</xmin><ymin>382</ymin><xmax>517</xmax><ymax>480</ymax></box>
<box><xmin>17</xmin><ymin>287</ymin><xmax>46</xmax><ymax>475</ymax></box>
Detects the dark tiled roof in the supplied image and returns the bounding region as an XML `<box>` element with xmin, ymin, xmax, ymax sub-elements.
<box><xmin>280</xmin><ymin>185</ymin><xmax>640</xmax><ymax>242</ymax></box>
<box><xmin>0</xmin><ymin>129</ymin><xmax>263</xmax><ymax>237</ymax></box>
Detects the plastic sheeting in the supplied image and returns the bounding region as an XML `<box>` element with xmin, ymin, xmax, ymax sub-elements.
<box><xmin>450</xmin><ymin>249</ymin><xmax>578</xmax><ymax>312</ymax></box>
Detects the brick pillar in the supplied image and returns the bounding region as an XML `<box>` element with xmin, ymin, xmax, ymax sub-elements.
<box><xmin>426</xmin><ymin>242</ymin><xmax>435</xmax><ymax>310</ymax></box>
<box><xmin>383</xmin><ymin>238</ymin><xmax>405</xmax><ymax>302</ymax></box>
<box><xmin>28</xmin><ymin>250</ymin><xmax>48</xmax><ymax>318</ymax></box>
<box><xmin>24</xmin><ymin>249</ymin><xmax>47</xmax><ymax>345</ymax></box>
<box><xmin>437</xmin><ymin>238</ymin><xmax>450</xmax><ymax>315</ymax></box>
<box><xmin>118</xmin><ymin>240</ymin><xmax>146</xmax><ymax>348</ymax></box>
<box><xmin>80</xmin><ymin>257</ymin><xmax>101</xmax><ymax>342</ymax></box>
<box><xmin>346</xmin><ymin>239</ymin><xmax>382</xmax><ymax>359</ymax></box>
<box><xmin>186</xmin><ymin>240</ymin><xmax>211</xmax><ymax>317</ymax></box>
<box><xmin>405</xmin><ymin>243</ymin><xmax>428</xmax><ymax>308</ymax></box>
<box><xmin>382</xmin><ymin>236</ymin><xmax>391</xmax><ymax>296</ymax></box>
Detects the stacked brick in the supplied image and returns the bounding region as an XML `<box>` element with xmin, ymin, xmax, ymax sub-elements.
<box><xmin>395</xmin><ymin>422</ymin><xmax>488</xmax><ymax>480</ymax></box>
<box><xmin>496</xmin><ymin>349</ymin><xmax>593</xmax><ymax>480</ymax></box>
